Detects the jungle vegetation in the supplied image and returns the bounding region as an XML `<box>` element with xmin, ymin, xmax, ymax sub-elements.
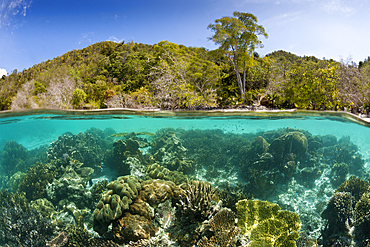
<box><xmin>1</xmin><ymin>12</ymin><xmax>370</xmax><ymax>113</ymax></box>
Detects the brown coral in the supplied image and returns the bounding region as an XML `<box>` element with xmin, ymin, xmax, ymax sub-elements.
<box><xmin>112</xmin><ymin>212</ymin><xmax>155</xmax><ymax>244</ymax></box>
<box><xmin>197</xmin><ymin>208</ymin><xmax>240</xmax><ymax>247</ymax></box>
<box><xmin>139</xmin><ymin>179</ymin><xmax>181</xmax><ymax>206</ymax></box>
<box><xmin>93</xmin><ymin>175</ymin><xmax>142</xmax><ymax>235</ymax></box>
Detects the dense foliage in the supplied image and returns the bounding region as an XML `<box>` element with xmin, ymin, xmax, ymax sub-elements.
<box><xmin>1</xmin><ymin>40</ymin><xmax>370</xmax><ymax>112</ymax></box>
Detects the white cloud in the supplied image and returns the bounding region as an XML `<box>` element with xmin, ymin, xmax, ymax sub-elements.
<box><xmin>0</xmin><ymin>0</ymin><xmax>32</xmax><ymax>28</ymax></box>
<box><xmin>107</xmin><ymin>36</ymin><xmax>124</xmax><ymax>43</ymax></box>
<box><xmin>322</xmin><ymin>0</ymin><xmax>355</xmax><ymax>15</ymax></box>
<box><xmin>78</xmin><ymin>32</ymin><xmax>95</xmax><ymax>45</ymax></box>
<box><xmin>0</xmin><ymin>68</ymin><xmax>7</xmax><ymax>77</ymax></box>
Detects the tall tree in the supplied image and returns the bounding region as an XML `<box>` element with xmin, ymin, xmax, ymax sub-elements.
<box><xmin>208</xmin><ymin>11</ymin><xmax>268</xmax><ymax>101</ymax></box>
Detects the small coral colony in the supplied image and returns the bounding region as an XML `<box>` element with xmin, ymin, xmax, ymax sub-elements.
<box><xmin>1</xmin><ymin>126</ymin><xmax>370</xmax><ymax>247</ymax></box>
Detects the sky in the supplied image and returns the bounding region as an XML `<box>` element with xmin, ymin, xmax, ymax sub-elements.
<box><xmin>1</xmin><ymin>0</ymin><xmax>370</xmax><ymax>76</ymax></box>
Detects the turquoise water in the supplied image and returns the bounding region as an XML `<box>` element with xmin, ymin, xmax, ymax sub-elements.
<box><xmin>1</xmin><ymin>110</ymin><xmax>370</xmax><ymax>246</ymax></box>
<box><xmin>2</xmin><ymin>112</ymin><xmax>370</xmax><ymax>158</ymax></box>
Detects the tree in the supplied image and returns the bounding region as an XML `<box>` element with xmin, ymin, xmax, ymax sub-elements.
<box><xmin>208</xmin><ymin>11</ymin><xmax>268</xmax><ymax>101</ymax></box>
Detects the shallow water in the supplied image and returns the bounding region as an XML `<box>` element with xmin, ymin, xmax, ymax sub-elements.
<box><xmin>1</xmin><ymin>110</ymin><xmax>370</xmax><ymax>246</ymax></box>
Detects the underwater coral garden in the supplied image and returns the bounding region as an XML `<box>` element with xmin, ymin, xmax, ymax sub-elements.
<box><xmin>0</xmin><ymin>126</ymin><xmax>370</xmax><ymax>247</ymax></box>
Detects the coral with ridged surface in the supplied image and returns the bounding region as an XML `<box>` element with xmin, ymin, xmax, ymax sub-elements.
<box><xmin>236</xmin><ymin>199</ymin><xmax>301</xmax><ymax>247</ymax></box>
<box><xmin>93</xmin><ymin>175</ymin><xmax>142</xmax><ymax>235</ymax></box>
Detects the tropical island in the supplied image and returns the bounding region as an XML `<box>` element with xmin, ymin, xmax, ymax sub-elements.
<box><xmin>1</xmin><ymin>12</ymin><xmax>369</xmax><ymax>114</ymax></box>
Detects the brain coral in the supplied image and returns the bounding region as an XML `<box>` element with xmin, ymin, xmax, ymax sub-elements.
<box><xmin>93</xmin><ymin>175</ymin><xmax>142</xmax><ymax>235</ymax></box>
<box><xmin>236</xmin><ymin>199</ymin><xmax>301</xmax><ymax>247</ymax></box>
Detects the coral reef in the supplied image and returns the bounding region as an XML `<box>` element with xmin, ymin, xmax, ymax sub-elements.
<box><xmin>93</xmin><ymin>175</ymin><xmax>142</xmax><ymax>235</ymax></box>
<box><xmin>354</xmin><ymin>192</ymin><xmax>370</xmax><ymax>245</ymax></box>
<box><xmin>0</xmin><ymin>140</ymin><xmax>29</xmax><ymax>177</ymax></box>
<box><xmin>46</xmin><ymin>231</ymin><xmax>69</xmax><ymax>247</ymax></box>
<box><xmin>150</xmin><ymin>129</ymin><xmax>194</xmax><ymax>174</ymax></box>
<box><xmin>112</xmin><ymin>212</ymin><xmax>156</xmax><ymax>244</ymax></box>
<box><xmin>197</xmin><ymin>208</ymin><xmax>240</xmax><ymax>247</ymax></box>
<box><xmin>145</xmin><ymin>163</ymin><xmax>187</xmax><ymax>185</ymax></box>
<box><xmin>236</xmin><ymin>199</ymin><xmax>301</xmax><ymax>247</ymax></box>
<box><xmin>64</xmin><ymin>225</ymin><xmax>92</xmax><ymax>247</ymax></box>
<box><xmin>19</xmin><ymin>162</ymin><xmax>58</xmax><ymax>201</ymax></box>
<box><xmin>0</xmin><ymin>188</ymin><xmax>29</xmax><ymax>210</ymax></box>
<box><xmin>89</xmin><ymin>237</ymin><xmax>120</xmax><ymax>247</ymax></box>
<box><xmin>46</xmin><ymin>166</ymin><xmax>92</xmax><ymax>209</ymax></box>
<box><xmin>139</xmin><ymin>179</ymin><xmax>181</xmax><ymax>206</ymax></box>
<box><xmin>0</xmin><ymin>205</ymin><xmax>55</xmax><ymax>246</ymax></box>
<box><xmin>30</xmin><ymin>198</ymin><xmax>57</xmax><ymax>219</ymax></box>
<box><xmin>113</xmin><ymin>138</ymin><xmax>144</xmax><ymax>175</ymax></box>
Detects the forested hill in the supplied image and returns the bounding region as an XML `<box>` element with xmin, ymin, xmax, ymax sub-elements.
<box><xmin>1</xmin><ymin>40</ymin><xmax>370</xmax><ymax>112</ymax></box>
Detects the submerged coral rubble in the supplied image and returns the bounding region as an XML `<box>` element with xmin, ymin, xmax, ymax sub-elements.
<box><xmin>0</xmin><ymin>126</ymin><xmax>369</xmax><ymax>246</ymax></box>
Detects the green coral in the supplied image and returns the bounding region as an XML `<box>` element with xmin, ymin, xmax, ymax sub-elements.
<box><xmin>93</xmin><ymin>175</ymin><xmax>142</xmax><ymax>235</ymax></box>
<box><xmin>30</xmin><ymin>198</ymin><xmax>56</xmax><ymax>219</ymax></box>
<box><xmin>65</xmin><ymin>225</ymin><xmax>93</xmax><ymax>247</ymax></box>
<box><xmin>18</xmin><ymin>162</ymin><xmax>57</xmax><ymax>201</ymax></box>
<box><xmin>145</xmin><ymin>163</ymin><xmax>187</xmax><ymax>185</ymax></box>
<box><xmin>0</xmin><ymin>140</ymin><xmax>29</xmax><ymax>177</ymax></box>
<box><xmin>236</xmin><ymin>199</ymin><xmax>301</xmax><ymax>247</ymax></box>
<box><xmin>336</xmin><ymin>176</ymin><xmax>370</xmax><ymax>201</ymax></box>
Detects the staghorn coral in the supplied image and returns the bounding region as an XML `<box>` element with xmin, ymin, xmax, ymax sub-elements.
<box><xmin>18</xmin><ymin>162</ymin><xmax>57</xmax><ymax>201</ymax></box>
<box><xmin>93</xmin><ymin>175</ymin><xmax>142</xmax><ymax>235</ymax></box>
<box><xmin>145</xmin><ymin>163</ymin><xmax>187</xmax><ymax>185</ymax></box>
<box><xmin>197</xmin><ymin>208</ymin><xmax>240</xmax><ymax>247</ymax></box>
<box><xmin>0</xmin><ymin>205</ymin><xmax>55</xmax><ymax>246</ymax></box>
<box><xmin>236</xmin><ymin>199</ymin><xmax>301</xmax><ymax>247</ymax></box>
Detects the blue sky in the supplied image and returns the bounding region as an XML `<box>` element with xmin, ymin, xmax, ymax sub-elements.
<box><xmin>1</xmin><ymin>0</ymin><xmax>370</xmax><ymax>77</ymax></box>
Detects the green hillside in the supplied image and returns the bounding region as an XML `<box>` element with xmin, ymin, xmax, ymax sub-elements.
<box><xmin>1</xmin><ymin>40</ymin><xmax>370</xmax><ymax>112</ymax></box>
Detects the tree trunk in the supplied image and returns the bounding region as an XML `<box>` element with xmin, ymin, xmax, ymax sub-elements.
<box><xmin>229</xmin><ymin>56</ymin><xmax>245</xmax><ymax>101</ymax></box>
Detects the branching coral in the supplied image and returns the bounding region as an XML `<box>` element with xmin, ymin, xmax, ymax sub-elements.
<box><xmin>0</xmin><ymin>206</ymin><xmax>55</xmax><ymax>246</ymax></box>
<box><xmin>18</xmin><ymin>162</ymin><xmax>57</xmax><ymax>201</ymax></box>
<box><xmin>177</xmin><ymin>180</ymin><xmax>219</xmax><ymax>222</ymax></box>
<box><xmin>197</xmin><ymin>208</ymin><xmax>240</xmax><ymax>247</ymax></box>
<box><xmin>236</xmin><ymin>199</ymin><xmax>301</xmax><ymax>247</ymax></box>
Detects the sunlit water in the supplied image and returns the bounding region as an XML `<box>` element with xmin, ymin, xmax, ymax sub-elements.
<box><xmin>2</xmin><ymin>111</ymin><xmax>370</xmax><ymax>160</ymax></box>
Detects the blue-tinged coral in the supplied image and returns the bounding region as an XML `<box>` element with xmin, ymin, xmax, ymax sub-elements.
<box><xmin>0</xmin><ymin>205</ymin><xmax>55</xmax><ymax>246</ymax></box>
<box><xmin>18</xmin><ymin>162</ymin><xmax>58</xmax><ymax>201</ymax></box>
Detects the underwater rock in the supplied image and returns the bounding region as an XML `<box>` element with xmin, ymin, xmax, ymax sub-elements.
<box><xmin>112</xmin><ymin>212</ymin><xmax>156</xmax><ymax>244</ymax></box>
<box><xmin>236</xmin><ymin>199</ymin><xmax>301</xmax><ymax>247</ymax></box>
<box><xmin>93</xmin><ymin>175</ymin><xmax>141</xmax><ymax>235</ymax></box>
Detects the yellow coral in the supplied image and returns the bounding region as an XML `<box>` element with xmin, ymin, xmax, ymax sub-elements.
<box><xmin>236</xmin><ymin>199</ymin><xmax>301</xmax><ymax>247</ymax></box>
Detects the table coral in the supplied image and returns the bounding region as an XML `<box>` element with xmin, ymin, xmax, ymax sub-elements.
<box><xmin>236</xmin><ymin>199</ymin><xmax>301</xmax><ymax>247</ymax></box>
